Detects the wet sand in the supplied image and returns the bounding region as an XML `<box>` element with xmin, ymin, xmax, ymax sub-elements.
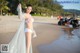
<box><xmin>33</xmin><ymin>22</ymin><xmax>62</xmax><ymax>53</ymax></box>
<box><xmin>38</xmin><ymin>35</ymin><xmax>80</xmax><ymax>53</ymax></box>
<box><xmin>0</xmin><ymin>16</ymin><xmax>80</xmax><ymax>53</ymax></box>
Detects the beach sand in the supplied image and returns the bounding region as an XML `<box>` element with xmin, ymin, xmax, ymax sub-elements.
<box><xmin>0</xmin><ymin>16</ymin><xmax>80</xmax><ymax>53</ymax></box>
<box><xmin>0</xmin><ymin>16</ymin><xmax>62</xmax><ymax>53</ymax></box>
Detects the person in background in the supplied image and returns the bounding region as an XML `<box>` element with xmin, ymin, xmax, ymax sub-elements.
<box><xmin>57</xmin><ymin>15</ymin><xmax>62</xmax><ymax>20</ymax></box>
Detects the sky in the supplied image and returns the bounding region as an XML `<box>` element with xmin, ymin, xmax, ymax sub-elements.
<box><xmin>55</xmin><ymin>0</ymin><xmax>80</xmax><ymax>10</ymax></box>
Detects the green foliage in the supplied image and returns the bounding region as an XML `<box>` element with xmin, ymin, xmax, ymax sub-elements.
<box><xmin>0</xmin><ymin>0</ymin><xmax>64</xmax><ymax>16</ymax></box>
<box><xmin>24</xmin><ymin>0</ymin><xmax>63</xmax><ymax>16</ymax></box>
<box><xmin>0</xmin><ymin>0</ymin><xmax>9</xmax><ymax>15</ymax></box>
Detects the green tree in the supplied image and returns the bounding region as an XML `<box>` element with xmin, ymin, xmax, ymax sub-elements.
<box><xmin>6</xmin><ymin>0</ymin><xmax>64</xmax><ymax>16</ymax></box>
<box><xmin>0</xmin><ymin>0</ymin><xmax>9</xmax><ymax>15</ymax></box>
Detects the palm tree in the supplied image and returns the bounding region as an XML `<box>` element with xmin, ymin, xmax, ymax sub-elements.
<box><xmin>0</xmin><ymin>0</ymin><xmax>10</xmax><ymax>15</ymax></box>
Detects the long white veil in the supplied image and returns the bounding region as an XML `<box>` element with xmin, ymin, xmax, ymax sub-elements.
<box><xmin>8</xmin><ymin>3</ymin><xmax>27</xmax><ymax>53</ymax></box>
<box><xmin>9</xmin><ymin>19</ymin><xmax>27</xmax><ymax>53</ymax></box>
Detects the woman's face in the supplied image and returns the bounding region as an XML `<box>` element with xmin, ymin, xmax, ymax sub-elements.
<box><xmin>26</xmin><ymin>6</ymin><xmax>32</xmax><ymax>13</ymax></box>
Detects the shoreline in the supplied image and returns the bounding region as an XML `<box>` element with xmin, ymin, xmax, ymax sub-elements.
<box><xmin>32</xmin><ymin>23</ymin><xmax>63</xmax><ymax>53</ymax></box>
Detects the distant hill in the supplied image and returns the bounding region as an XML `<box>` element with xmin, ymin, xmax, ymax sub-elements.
<box><xmin>64</xmin><ymin>9</ymin><xmax>80</xmax><ymax>16</ymax></box>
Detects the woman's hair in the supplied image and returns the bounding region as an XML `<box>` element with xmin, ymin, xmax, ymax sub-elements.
<box><xmin>26</xmin><ymin>4</ymin><xmax>32</xmax><ymax>7</ymax></box>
